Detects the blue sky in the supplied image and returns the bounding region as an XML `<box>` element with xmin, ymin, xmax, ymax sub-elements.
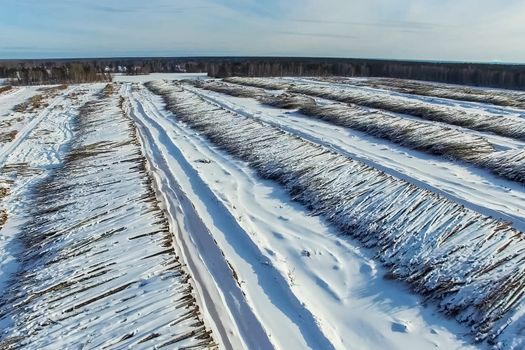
<box><xmin>0</xmin><ymin>0</ymin><xmax>524</xmax><ymax>62</ymax></box>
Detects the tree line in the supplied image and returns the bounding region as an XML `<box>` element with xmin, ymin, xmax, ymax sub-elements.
<box><xmin>1</xmin><ymin>57</ymin><xmax>524</xmax><ymax>89</ymax></box>
<box><xmin>2</xmin><ymin>63</ymin><xmax>111</xmax><ymax>85</ymax></box>
<box><xmin>205</xmin><ymin>57</ymin><xmax>525</xmax><ymax>90</ymax></box>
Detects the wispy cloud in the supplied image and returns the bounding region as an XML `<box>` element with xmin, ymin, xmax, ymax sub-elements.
<box><xmin>278</xmin><ymin>31</ymin><xmax>357</xmax><ymax>40</ymax></box>
<box><xmin>290</xmin><ymin>18</ymin><xmax>444</xmax><ymax>30</ymax></box>
<box><xmin>0</xmin><ymin>0</ymin><xmax>524</xmax><ymax>62</ymax></box>
<box><xmin>85</xmin><ymin>4</ymin><xmax>212</xmax><ymax>14</ymax></box>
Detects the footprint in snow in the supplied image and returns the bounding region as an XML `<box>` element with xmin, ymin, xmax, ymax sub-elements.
<box><xmin>265</xmin><ymin>248</ymin><xmax>275</xmax><ymax>256</ymax></box>
<box><xmin>272</xmin><ymin>232</ymin><xmax>285</xmax><ymax>240</ymax></box>
<box><xmin>391</xmin><ymin>321</ymin><xmax>409</xmax><ymax>333</ymax></box>
<box><xmin>359</xmin><ymin>263</ymin><xmax>376</xmax><ymax>277</ymax></box>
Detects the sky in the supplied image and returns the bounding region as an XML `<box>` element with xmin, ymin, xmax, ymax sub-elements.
<box><xmin>0</xmin><ymin>0</ymin><xmax>524</xmax><ymax>63</ymax></box>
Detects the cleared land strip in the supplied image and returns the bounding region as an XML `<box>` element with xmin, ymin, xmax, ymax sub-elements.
<box><xmin>319</xmin><ymin>77</ymin><xmax>525</xmax><ymax>109</ymax></box>
<box><xmin>129</xmin><ymin>84</ymin><xmax>485</xmax><ymax>350</ymax></box>
<box><xmin>148</xmin><ymin>80</ymin><xmax>525</xmax><ymax>347</ymax></box>
<box><xmin>0</xmin><ymin>85</ymin><xmax>75</xmax><ymax>165</ymax></box>
<box><xmin>124</xmin><ymin>83</ymin><xmax>276</xmax><ymax>350</ymax></box>
<box><xmin>225</xmin><ymin>77</ymin><xmax>525</xmax><ymax>140</ymax></box>
<box><xmin>0</xmin><ymin>84</ymin><xmax>101</xmax><ymax>298</ymax></box>
<box><xmin>192</xmin><ymin>80</ymin><xmax>525</xmax><ymax>184</ymax></box>
<box><xmin>0</xmin><ymin>87</ymin><xmax>215</xmax><ymax>349</ymax></box>
<box><xmin>185</xmin><ymin>83</ymin><xmax>525</xmax><ymax>232</ymax></box>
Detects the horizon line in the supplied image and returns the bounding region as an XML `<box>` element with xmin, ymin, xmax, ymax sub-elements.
<box><xmin>0</xmin><ymin>55</ymin><xmax>524</xmax><ymax>66</ymax></box>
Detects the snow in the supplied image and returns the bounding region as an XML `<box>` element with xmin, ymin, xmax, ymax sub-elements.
<box><xmin>148</xmin><ymin>79</ymin><xmax>525</xmax><ymax>348</ymax></box>
<box><xmin>0</xmin><ymin>88</ymin><xmax>215</xmax><ymax>349</ymax></box>
<box><xmin>0</xmin><ymin>84</ymin><xmax>101</xmax><ymax>296</ymax></box>
<box><xmin>192</xmin><ymin>80</ymin><xmax>525</xmax><ymax>185</ymax></box>
<box><xmin>2</xmin><ymin>76</ymin><xmax>525</xmax><ymax>349</ymax></box>
<box><xmin>112</xmin><ymin>72</ymin><xmax>208</xmax><ymax>83</ymax></box>
<box><xmin>0</xmin><ymin>86</ymin><xmax>39</xmax><ymax>117</ymax></box>
<box><xmin>126</xmin><ymin>82</ymin><xmax>480</xmax><ymax>350</ymax></box>
<box><xmin>187</xmin><ymin>83</ymin><xmax>525</xmax><ymax>233</ymax></box>
<box><xmin>226</xmin><ymin>77</ymin><xmax>525</xmax><ymax>140</ymax></box>
<box><xmin>308</xmin><ymin>77</ymin><xmax>525</xmax><ymax>111</ymax></box>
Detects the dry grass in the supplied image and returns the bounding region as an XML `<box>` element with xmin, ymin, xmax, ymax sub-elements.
<box><xmin>0</xmin><ymin>85</ymin><xmax>12</xmax><ymax>94</ymax></box>
<box><xmin>334</xmin><ymin>77</ymin><xmax>525</xmax><ymax>108</ymax></box>
<box><xmin>14</xmin><ymin>94</ymin><xmax>45</xmax><ymax>113</ymax></box>
<box><xmin>0</xmin><ymin>131</ymin><xmax>17</xmax><ymax>143</ymax></box>
<box><xmin>0</xmin><ymin>187</ymin><xmax>8</xmax><ymax>199</ymax></box>
<box><xmin>192</xmin><ymin>80</ymin><xmax>315</xmax><ymax>109</ymax></box>
<box><xmin>13</xmin><ymin>85</ymin><xmax>69</xmax><ymax>113</ymax></box>
<box><xmin>193</xmin><ymin>80</ymin><xmax>525</xmax><ymax>184</ymax></box>
<box><xmin>189</xmin><ymin>80</ymin><xmax>263</xmax><ymax>98</ymax></box>
<box><xmin>259</xmin><ymin>93</ymin><xmax>316</xmax><ymax>109</ymax></box>
<box><xmin>0</xmin><ymin>163</ymin><xmax>44</xmax><ymax>178</ymax></box>
<box><xmin>0</xmin><ymin>209</ymin><xmax>7</xmax><ymax>227</ymax></box>
<box><xmin>38</xmin><ymin>84</ymin><xmax>68</xmax><ymax>92</ymax></box>
<box><xmin>225</xmin><ymin>77</ymin><xmax>291</xmax><ymax>90</ymax></box>
<box><xmin>102</xmin><ymin>83</ymin><xmax>115</xmax><ymax>96</ymax></box>
<box><xmin>298</xmin><ymin>103</ymin><xmax>495</xmax><ymax>160</ymax></box>
<box><xmin>0</xmin><ymin>92</ymin><xmax>216</xmax><ymax>349</ymax></box>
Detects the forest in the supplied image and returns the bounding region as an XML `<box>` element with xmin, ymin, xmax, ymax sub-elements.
<box><xmin>1</xmin><ymin>57</ymin><xmax>524</xmax><ymax>89</ymax></box>
<box><xmin>1</xmin><ymin>63</ymin><xmax>112</xmax><ymax>85</ymax></box>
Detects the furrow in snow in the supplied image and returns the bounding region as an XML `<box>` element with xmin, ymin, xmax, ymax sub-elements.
<box><xmin>124</xmin><ymin>82</ymin><xmax>331</xmax><ymax>350</ymax></box>
<box><xmin>148</xmin><ymin>80</ymin><xmax>525</xmax><ymax>349</ymax></box>
<box><xmin>0</xmin><ymin>88</ymin><xmax>215</xmax><ymax>349</ymax></box>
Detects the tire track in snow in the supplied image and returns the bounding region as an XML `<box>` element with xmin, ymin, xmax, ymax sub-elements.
<box><xmin>0</xmin><ymin>86</ymin><xmax>77</xmax><ymax>166</ymax></box>
<box><xmin>128</xmin><ymin>84</ymin><xmax>482</xmax><ymax>350</ymax></box>
<box><xmin>125</xmin><ymin>83</ymin><xmax>336</xmax><ymax>350</ymax></box>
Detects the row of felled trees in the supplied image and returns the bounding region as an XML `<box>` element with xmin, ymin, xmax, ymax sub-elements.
<box><xmin>4</xmin><ymin>63</ymin><xmax>111</xmax><ymax>85</ymax></box>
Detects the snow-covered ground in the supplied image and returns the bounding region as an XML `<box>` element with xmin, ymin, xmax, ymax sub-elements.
<box><xmin>113</xmin><ymin>72</ymin><xmax>208</xmax><ymax>83</ymax></box>
<box><xmin>126</xmin><ymin>83</ymin><xmax>482</xmax><ymax>350</ymax></box>
<box><xmin>0</xmin><ymin>84</ymin><xmax>101</xmax><ymax>294</ymax></box>
<box><xmin>1</xmin><ymin>75</ymin><xmax>524</xmax><ymax>349</ymax></box>
<box><xmin>186</xmin><ymin>84</ymin><xmax>525</xmax><ymax>232</ymax></box>
<box><xmin>0</xmin><ymin>85</ymin><xmax>215</xmax><ymax>349</ymax></box>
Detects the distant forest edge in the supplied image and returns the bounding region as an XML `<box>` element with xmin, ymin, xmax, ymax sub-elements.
<box><xmin>1</xmin><ymin>57</ymin><xmax>524</xmax><ymax>89</ymax></box>
<box><xmin>1</xmin><ymin>63</ymin><xmax>112</xmax><ymax>85</ymax></box>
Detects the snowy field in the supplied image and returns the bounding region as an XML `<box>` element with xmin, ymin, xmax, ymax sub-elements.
<box><xmin>1</xmin><ymin>74</ymin><xmax>524</xmax><ymax>349</ymax></box>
